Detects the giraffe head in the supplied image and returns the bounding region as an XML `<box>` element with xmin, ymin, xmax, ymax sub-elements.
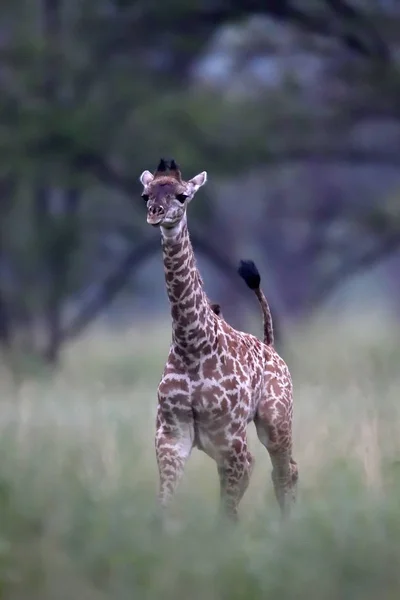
<box><xmin>139</xmin><ymin>159</ymin><xmax>207</xmax><ymax>231</ymax></box>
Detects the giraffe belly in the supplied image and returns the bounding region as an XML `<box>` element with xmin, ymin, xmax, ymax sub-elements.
<box><xmin>193</xmin><ymin>425</ymin><xmax>219</xmax><ymax>460</ymax></box>
<box><xmin>192</xmin><ymin>395</ymin><xmax>254</xmax><ymax>460</ymax></box>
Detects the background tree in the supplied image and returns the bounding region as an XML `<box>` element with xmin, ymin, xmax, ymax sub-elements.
<box><xmin>0</xmin><ymin>0</ymin><xmax>400</xmax><ymax>370</ymax></box>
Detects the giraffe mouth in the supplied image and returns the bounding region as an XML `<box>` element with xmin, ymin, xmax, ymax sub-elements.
<box><xmin>161</xmin><ymin>221</ymin><xmax>178</xmax><ymax>229</ymax></box>
<box><xmin>147</xmin><ymin>214</ymin><xmax>163</xmax><ymax>226</ymax></box>
<box><xmin>147</xmin><ymin>213</ymin><xmax>180</xmax><ymax>229</ymax></box>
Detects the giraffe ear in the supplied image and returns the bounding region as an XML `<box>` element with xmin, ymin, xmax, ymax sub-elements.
<box><xmin>139</xmin><ymin>170</ymin><xmax>154</xmax><ymax>186</ymax></box>
<box><xmin>188</xmin><ymin>171</ymin><xmax>207</xmax><ymax>195</ymax></box>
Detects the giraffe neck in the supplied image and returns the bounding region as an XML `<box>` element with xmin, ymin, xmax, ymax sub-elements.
<box><xmin>160</xmin><ymin>217</ymin><xmax>215</xmax><ymax>358</ymax></box>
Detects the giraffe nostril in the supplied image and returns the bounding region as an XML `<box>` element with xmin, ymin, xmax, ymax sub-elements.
<box><xmin>147</xmin><ymin>205</ymin><xmax>165</xmax><ymax>226</ymax></box>
<box><xmin>150</xmin><ymin>206</ymin><xmax>164</xmax><ymax>216</ymax></box>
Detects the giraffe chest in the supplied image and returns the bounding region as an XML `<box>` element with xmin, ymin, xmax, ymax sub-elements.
<box><xmin>189</xmin><ymin>375</ymin><xmax>259</xmax><ymax>456</ymax></box>
<box><xmin>159</xmin><ymin>340</ymin><xmax>265</xmax><ymax>420</ymax></box>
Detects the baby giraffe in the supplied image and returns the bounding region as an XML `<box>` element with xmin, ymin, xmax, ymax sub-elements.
<box><xmin>139</xmin><ymin>159</ymin><xmax>298</xmax><ymax>522</ymax></box>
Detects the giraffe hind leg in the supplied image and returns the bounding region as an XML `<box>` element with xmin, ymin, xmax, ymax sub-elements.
<box><xmin>268</xmin><ymin>448</ymin><xmax>298</xmax><ymax>518</ymax></box>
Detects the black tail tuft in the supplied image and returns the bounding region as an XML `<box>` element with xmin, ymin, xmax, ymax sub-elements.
<box><xmin>238</xmin><ymin>259</ymin><xmax>260</xmax><ymax>290</ymax></box>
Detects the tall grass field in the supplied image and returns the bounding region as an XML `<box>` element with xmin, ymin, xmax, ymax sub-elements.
<box><xmin>0</xmin><ymin>311</ymin><xmax>400</xmax><ymax>599</ymax></box>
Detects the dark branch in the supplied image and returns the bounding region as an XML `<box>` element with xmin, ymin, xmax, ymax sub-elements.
<box><xmin>192</xmin><ymin>0</ymin><xmax>389</xmax><ymax>62</ymax></box>
<box><xmin>309</xmin><ymin>230</ymin><xmax>400</xmax><ymax>309</ymax></box>
<box><xmin>61</xmin><ymin>237</ymin><xmax>158</xmax><ymax>343</ymax></box>
<box><xmin>325</xmin><ymin>0</ymin><xmax>389</xmax><ymax>61</ymax></box>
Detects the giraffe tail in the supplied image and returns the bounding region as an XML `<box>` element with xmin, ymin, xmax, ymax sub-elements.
<box><xmin>237</xmin><ymin>260</ymin><xmax>274</xmax><ymax>346</ymax></box>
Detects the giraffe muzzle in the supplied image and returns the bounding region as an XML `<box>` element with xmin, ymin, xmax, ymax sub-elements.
<box><xmin>147</xmin><ymin>206</ymin><xmax>165</xmax><ymax>226</ymax></box>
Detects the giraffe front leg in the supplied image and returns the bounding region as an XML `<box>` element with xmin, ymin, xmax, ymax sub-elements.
<box><xmin>155</xmin><ymin>410</ymin><xmax>194</xmax><ymax>526</ymax></box>
<box><xmin>217</xmin><ymin>434</ymin><xmax>252</xmax><ymax>522</ymax></box>
<box><xmin>156</xmin><ymin>431</ymin><xmax>192</xmax><ymax>508</ymax></box>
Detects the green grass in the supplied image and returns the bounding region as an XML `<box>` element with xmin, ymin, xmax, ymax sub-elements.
<box><xmin>0</xmin><ymin>310</ymin><xmax>400</xmax><ymax>599</ymax></box>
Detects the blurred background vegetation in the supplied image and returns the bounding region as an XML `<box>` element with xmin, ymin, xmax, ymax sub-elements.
<box><xmin>1</xmin><ymin>0</ymin><xmax>400</xmax><ymax>598</ymax></box>
<box><xmin>2</xmin><ymin>0</ymin><xmax>400</xmax><ymax>367</ymax></box>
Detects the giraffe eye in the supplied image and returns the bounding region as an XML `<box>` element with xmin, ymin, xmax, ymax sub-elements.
<box><xmin>176</xmin><ymin>193</ymin><xmax>188</xmax><ymax>203</ymax></box>
<box><xmin>142</xmin><ymin>194</ymin><xmax>149</xmax><ymax>202</ymax></box>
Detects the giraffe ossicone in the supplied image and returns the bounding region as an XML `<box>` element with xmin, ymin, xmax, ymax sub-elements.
<box><xmin>139</xmin><ymin>159</ymin><xmax>298</xmax><ymax>523</ymax></box>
